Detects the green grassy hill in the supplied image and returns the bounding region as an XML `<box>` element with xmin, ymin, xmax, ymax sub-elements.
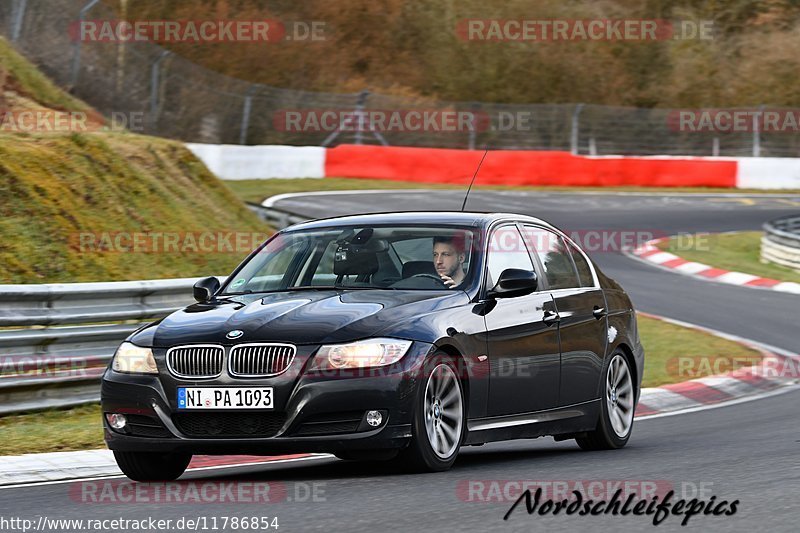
<box><xmin>0</xmin><ymin>37</ymin><xmax>268</xmax><ymax>283</ymax></box>
<box><xmin>0</xmin><ymin>37</ymin><xmax>93</xmax><ymax>115</ymax></box>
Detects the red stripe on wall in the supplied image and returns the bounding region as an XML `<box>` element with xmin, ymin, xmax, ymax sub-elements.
<box><xmin>324</xmin><ymin>145</ymin><xmax>739</xmax><ymax>188</ymax></box>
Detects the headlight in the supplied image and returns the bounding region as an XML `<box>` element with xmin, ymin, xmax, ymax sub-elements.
<box><xmin>315</xmin><ymin>338</ymin><xmax>412</xmax><ymax>370</ymax></box>
<box><xmin>112</xmin><ymin>342</ymin><xmax>158</xmax><ymax>374</ymax></box>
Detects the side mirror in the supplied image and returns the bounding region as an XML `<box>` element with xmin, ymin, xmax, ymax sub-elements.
<box><xmin>487</xmin><ymin>269</ymin><xmax>538</xmax><ymax>299</ymax></box>
<box><xmin>193</xmin><ymin>276</ymin><xmax>220</xmax><ymax>303</ymax></box>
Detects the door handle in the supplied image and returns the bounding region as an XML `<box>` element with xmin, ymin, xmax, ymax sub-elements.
<box><xmin>593</xmin><ymin>306</ymin><xmax>607</xmax><ymax>319</ymax></box>
<box><xmin>543</xmin><ymin>310</ymin><xmax>560</xmax><ymax>326</ymax></box>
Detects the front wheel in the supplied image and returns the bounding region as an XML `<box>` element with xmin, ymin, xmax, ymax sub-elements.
<box><xmin>396</xmin><ymin>354</ymin><xmax>465</xmax><ymax>472</ymax></box>
<box><xmin>113</xmin><ymin>451</ymin><xmax>191</xmax><ymax>481</ymax></box>
<box><xmin>576</xmin><ymin>351</ymin><xmax>636</xmax><ymax>451</ymax></box>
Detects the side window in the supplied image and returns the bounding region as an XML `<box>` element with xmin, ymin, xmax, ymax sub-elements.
<box><xmin>392</xmin><ymin>238</ymin><xmax>430</xmax><ymax>263</ymax></box>
<box><xmin>565</xmin><ymin>239</ymin><xmax>595</xmax><ymax>287</ymax></box>
<box><xmin>521</xmin><ymin>226</ymin><xmax>580</xmax><ymax>290</ymax></box>
<box><xmin>486</xmin><ymin>225</ymin><xmax>535</xmax><ymax>287</ymax></box>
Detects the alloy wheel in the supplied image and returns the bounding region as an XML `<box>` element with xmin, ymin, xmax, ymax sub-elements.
<box><xmin>423</xmin><ymin>363</ymin><xmax>464</xmax><ymax>459</ymax></box>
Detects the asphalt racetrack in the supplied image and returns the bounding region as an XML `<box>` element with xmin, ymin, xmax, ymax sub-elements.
<box><xmin>3</xmin><ymin>191</ymin><xmax>799</xmax><ymax>532</ymax></box>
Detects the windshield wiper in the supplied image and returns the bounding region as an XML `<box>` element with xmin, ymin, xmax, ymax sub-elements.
<box><xmin>285</xmin><ymin>286</ymin><xmax>343</xmax><ymax>291</ymax></box>
<box><xmin>221</xmin><ymin>285</ymin><xmax>400</xmax><ymax>296</ymax></box>
<box><xmin>333</xmin><ymin>285</ymin><xmax>398</xmax><ymax>291</ymax></box>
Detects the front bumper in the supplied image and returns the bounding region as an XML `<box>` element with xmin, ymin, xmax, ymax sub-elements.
<box><xmin>102</xmin><ymin>341</ymin><xmax>432</xmax><ymax>455</ymax></box>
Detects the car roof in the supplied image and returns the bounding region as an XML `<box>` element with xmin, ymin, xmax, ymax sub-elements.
<box><xmin>285</xmin><ymin>211</ymin><xmax>558</xmax><ymax>232</ymax></box>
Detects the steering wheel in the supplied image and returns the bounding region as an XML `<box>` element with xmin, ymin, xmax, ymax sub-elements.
<box><xmin>410</xmin><ymin>273</ymin><xmax>448</xmax><ymax>287</ymax></box>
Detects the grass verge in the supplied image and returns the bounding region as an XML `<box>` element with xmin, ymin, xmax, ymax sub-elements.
<box><xmin>656</xmin><ymin>231</ymin><xmax>800</xmax><ymax>284</ymax></box>
<box><xmin>0</xmin><ymin>314</ymin><xmax>763</xmax><ymax>455</ymax></box>
<box><xmin>0</xmin><ymin>404</ymin><xmax>104</xmax><ymax>455</ymax></box>
<box><xmin>0</xmin><ymin>132</ymin><xmax>270</xmax><ymax>283</ymax></box>
<box><xmin>638</xmin><ymin>314</ymin><xmax>761</xmax><ymax>388</ymax></box>
<box><xmin>1</xmin><ymin>36</ymin><xmax>92</xmax><ymax>114</ymax></box>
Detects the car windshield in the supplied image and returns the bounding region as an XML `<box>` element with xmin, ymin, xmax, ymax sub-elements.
<box><xmin>222</xmin><ymin>225</ymin><xmax>479</xmax><ymax>294</ymax></box>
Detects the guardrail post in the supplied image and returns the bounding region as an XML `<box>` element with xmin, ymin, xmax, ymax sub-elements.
<box><xmin>712</xmin><ymin>137</ymin><xmax>719</xmax><ymax>157</ymax></box>
<box><xmin>752</xmin><ymin>104</ymin><xmax>764</xmax><ymax>157</ymax></box>
<box><xmin>149</xmin><ymin>50</ymin><xmax>172</xmax><ymax>130</ymax></box>
<box><xmin>354</xmin><ymin>89</ymin><xmax>369</xmax><ymax>146</ymax></box>
<box><xmin>10</xmin><ymin>0</ymin><xmax>28</xmax><ymax>42</ymax></box>
<box><xmin>239</xmin><ymin>84</ymin><xmax>259</xmax><ymax>145</ymax></box>
<box><xmin>468</xmin><ymin>102</ymin><xmax>480</xmax><ymax>151</ymax></box>
<box><xmin>69</xmin><ymin>0</ymin><xmax>100</xmax><ymax>88</ymax></box>
<box><xmin>571</xmin><ymin>103</ymin><xmax>584</xmax><ymax>155</ymax></box>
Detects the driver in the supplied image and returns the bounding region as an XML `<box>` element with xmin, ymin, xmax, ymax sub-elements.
<box><xmin>433</xmin><ymin>235</ymin><xmax>466</xmax><ymax>288</ymax></box>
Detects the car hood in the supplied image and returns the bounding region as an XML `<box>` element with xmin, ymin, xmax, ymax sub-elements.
<box><xmin>134</xmin><ymin>289</ymin><xmax>469</xmax><ymax>347</ymax></box>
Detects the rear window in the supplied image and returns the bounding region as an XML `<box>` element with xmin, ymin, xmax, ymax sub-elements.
<box><xmin>565</xmin><ymin>239</ymin><xmax>595</xmax><ymax>287</ymax></box>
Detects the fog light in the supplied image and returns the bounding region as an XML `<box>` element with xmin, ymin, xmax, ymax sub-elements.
<box><xmin>106</xmin><ymin>413</ymin><xmax>127</xmax><ymax>430</ymax></box>
<box><xmin>366</xmin><ymin>410</ymin><xmax>382</xmax><ymax>427</ymax></box>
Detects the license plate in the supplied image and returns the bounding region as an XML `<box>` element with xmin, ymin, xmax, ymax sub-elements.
<box><xmin>177</xmin><ymin>387</ymin><xmax>273</xmax><ymax>409</ymax></box>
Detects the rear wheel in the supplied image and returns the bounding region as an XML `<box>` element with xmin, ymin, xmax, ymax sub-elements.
<box><xmin>576</xmin><ymin>351</ymin><xmax>635</xmax><ymax>451</ymax></box>
<box><xmin>113</xmin><ymin>451</ymin><xmax>191</xmax><ymax>482</ymax></box>
<box><xmin>396</xmin><ymin>354</ymin><xmax>465</xmax><ymax>472</ymax></box>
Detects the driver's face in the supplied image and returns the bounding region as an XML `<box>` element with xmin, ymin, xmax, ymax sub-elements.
<box><xmin>433</xmin><ymin>242</ymin><xmax>464</xmax><ymax>277</ymax></box>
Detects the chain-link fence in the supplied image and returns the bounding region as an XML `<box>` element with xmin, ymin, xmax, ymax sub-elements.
<box><xmin>3</xmin><ymin>0</ymin><xmax>800</xmax><ymax>156</ymax></box>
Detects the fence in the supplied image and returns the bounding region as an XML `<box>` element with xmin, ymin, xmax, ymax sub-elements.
<box><xmin>761</xmin><ymin>215</ymin><xmax>800</xmax><ymax>272</ymax></box>
<box><xmin>3</xmin><ymin>0</ymin><xmax>800</xmax><ymax>157</ymax></box>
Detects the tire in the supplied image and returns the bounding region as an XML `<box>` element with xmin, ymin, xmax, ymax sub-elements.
<box><xmin>395</xmin><ymin>353</ymin><xmax>466</xmax><ymax>472</ymax></box>
<box><xmin>113</xmin><ymin>451</ymin><xmax>192</xmax><ymax>482</ymax></box>
<box><xmin>576</xmin><ymin>351</ymin><xmax>636</xmax><ymax>451</ymax></box>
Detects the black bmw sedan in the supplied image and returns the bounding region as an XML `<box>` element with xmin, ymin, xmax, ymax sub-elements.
<box><xmin>102</xmin><ymin>212</ymin><xmax>644</xmax><ymax>480</ymax></box>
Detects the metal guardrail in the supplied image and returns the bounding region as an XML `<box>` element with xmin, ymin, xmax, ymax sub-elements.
<box><xmin>0</xmin><ymin>205</ymin><xmax>309</xmax><ymax>415</ymax></box>
<box><xmin>246</xmin><ymin>202</ymin><xmax>309</xmax><ymax>228</ymax></box>
<box><xmin>0</xmin><ymin>278</ymin><xmax>214</xmax><ymax>415</ymax></box>
<box><xmin>761</xmin><ymin>215</ymin><xmax>800</xmax><ymax>272</ymax></box>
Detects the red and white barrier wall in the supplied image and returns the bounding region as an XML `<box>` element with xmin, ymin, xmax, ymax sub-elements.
<box><xmin>186</xmin><ymin>143</ymin><xmax>800</xmax><ymax>189</ymax></box>
<box><xmin>186</xmin><ymin>143</ymin><xmax>325</xmax><ymax>180</ymax></box>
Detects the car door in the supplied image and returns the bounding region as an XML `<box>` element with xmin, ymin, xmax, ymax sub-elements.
<box><xmin>483</xmin><ymin>224</ymin><xmax>561</xmax><ymax>416</ymax></box>
<box><xmin>521</xmin><ymin>226</ymin><xmax>608</xmax><ymax>406</ymax></box>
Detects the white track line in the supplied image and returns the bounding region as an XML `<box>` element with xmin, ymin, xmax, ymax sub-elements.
<box><xmin>263</xmin><ymin>190</ymin><xmax>800</xmax><ymax>209</ymax></box>
<box><xmin>0</xmin><ymin>454</ymin><xmax>335</xmax><ymax>490</ymax></box>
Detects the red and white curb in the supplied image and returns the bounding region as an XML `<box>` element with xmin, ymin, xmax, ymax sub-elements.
<box><xmin>630</xmin><ymin>236</ymin><xmax>800</xmax><ymax>295</ymax></box>
<box><xmin>635</xmin><ymin>313</ymin><xmax>799</xmax><ymax>417</ymax></box>
<box><xmin>1</xmin><ymin>314</ymin><xmax>796</xmax><ymax>487</ymax></box>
